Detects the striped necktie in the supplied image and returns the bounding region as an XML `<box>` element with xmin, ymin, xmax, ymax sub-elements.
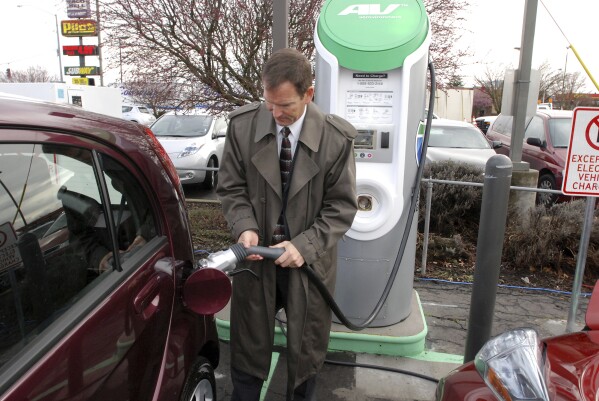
<box><xmin>272</xmin><ymin>126</ymin><xmax>292</xmax><ymax>244</ymax></box>
<box><xmin>279</xmin><ymin>126</ymin><xmax>292</xmax><ymax>187</ymax></box>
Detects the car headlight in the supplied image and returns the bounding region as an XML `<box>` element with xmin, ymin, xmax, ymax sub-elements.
<box><xmin>474</xmin><ymin>329</ymin><xmax>550</xmax><ymax>401</ymax></box>
<box><xmin>179</xmin><ymin>143</ymin><xmax>203</xmax><ymax>158</ymax></box>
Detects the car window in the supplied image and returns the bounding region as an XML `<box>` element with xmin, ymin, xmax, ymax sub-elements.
<box><xmin>138</xmin><ymin>107</ymin><xmax>151</xmax><ymax>114</ymax></box>
<box><xmin>524</xmin><ymin>116</ymin><xmax>544</xmax><ymax>140</ymax></box>
<box><xmin>122</xmin><ymin>106</ymin><xmax>133</xmax><ymax>113</ymax></box>
<box><xmin>214</xmin><ymin>117</ymin><xmax>227</xmax><ymax>135</ymax></box>
<box><xmin>549</xmin><ymin>117</ymin><xmax>572</xmax><ymax>148</ymax></box>
<box><xmin>0</xmin><ymin>143</ymin><xmax>157</xmax><ymax>370</ymax></box>
<box><xmin>150</xmin><ymin>114</ymin><xmax>214</xmax><ymax>137</ymax></box>
<box><xmin>428</xmin><ymin>125</ymin><xmax>491</xmax><ymax>149</ymax></box>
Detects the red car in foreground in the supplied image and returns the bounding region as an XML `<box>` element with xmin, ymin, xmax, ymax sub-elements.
<box><xmin>0</xmin><ymin>95</ymin><xmax>226</xmax><ymax>400</ymax></box>
<box><xmin>436</xmin><ymin>282</ymin><xmax>599</xmax><ymax>401</ymax></box>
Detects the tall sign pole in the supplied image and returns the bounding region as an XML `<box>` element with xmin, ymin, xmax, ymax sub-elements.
<box><xmin>54</xmin><ymin>13</ymin><xmax>64</xmax><ymax>82</ymax></box>
<box><xmin>95</xmin><ymin>0</ymin><xmax>103</xmax><ymax>86</ymax></box>
<box><xmin>272</xmin><ymin>0</ymin><xmax>289</xmax><ymax>51</ymax></box>
<box><xmin>510</xmin><ymin>0</ymin><xmax>538</xmax><ymax>170</ymax></box>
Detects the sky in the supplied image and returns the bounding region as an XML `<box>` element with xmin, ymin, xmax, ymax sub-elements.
<box><xmin>1</xmin><ymin>0</ymin><xmax>598</xmax><ymax>92</ymax></box>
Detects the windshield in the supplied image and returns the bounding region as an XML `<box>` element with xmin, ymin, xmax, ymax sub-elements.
<box><xmin>151</xmin><ymin>114</ymin><xmax>214</xmax><ymax>137</ymax></box>
<box><xmin>428</xmin><ymin>125</ymin><xmax>491</xmax><ymax>149</ymax></box>
<box><xmin>549</xmin><ymin>118</ymin><xmax>572</xmax><ymax>148</ymax></box>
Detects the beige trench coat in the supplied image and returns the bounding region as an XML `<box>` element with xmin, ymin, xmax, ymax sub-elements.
<box><xmin>216</xmin><ymin>101</ymin><xmax>358</xmax><ymax>396</ymax></box>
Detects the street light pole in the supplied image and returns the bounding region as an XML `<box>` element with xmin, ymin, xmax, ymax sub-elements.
<box><xmin>54</xmin><ymin>13</ymin><xmax>64</xmax><ymax>82</ymax></box>
<box><xmin>118</xmin><ymin>37</ymin><xmax>129</xmax><ymax>84</ymax></box>
<box><xmin>119</xmin><ymin>40</ymin><xmax>124</xmax><ymax>83</ymax></box>
<box><xmin>561</xmin><ymin>47</ymin><xmax>569</xmax><ymax>110</ymax></box>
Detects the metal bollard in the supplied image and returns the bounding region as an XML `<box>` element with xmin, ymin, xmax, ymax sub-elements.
<box><xmin>463</xmin><ymin>154</ymin><xmax>513</xmax><ymax>363</ymax></box>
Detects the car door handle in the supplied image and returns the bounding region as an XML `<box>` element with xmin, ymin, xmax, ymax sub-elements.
<box><xmin>133</xmin><ymin>274</ymin><xmax>165</xmax><ymax>320</ymax></box>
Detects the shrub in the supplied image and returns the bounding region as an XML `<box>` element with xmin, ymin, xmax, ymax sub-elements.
<box><xmin>419</xmin><ymin>161</ymin><xmax>484</xmax><ymax>240</ymax></box>
<box><xmin>419</xmin><ymin>161</ymin><xmax>599</xmax><ymax>281</ymax></box>
<box><xmin>503</xmin><ymin>200</ymin><xmax>599</xmax><ymax>277</ymax></box>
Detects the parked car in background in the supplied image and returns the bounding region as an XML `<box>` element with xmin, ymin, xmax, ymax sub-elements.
<box><xmin>0</xmin><ymin>95</ymin><xmax>223</xmax><ymax>401</ymax></box>
<box><xmin>150</xmin><ymin>109</ymin><xmax>227</xmax><ymax>190</ymax></box>
<box><xmin>425</xmin><ymin>119</ymin><xmax>502</xmax><ymax>169</ymax></box>
<box><xmin>436</xmin><ymin>280</ymin><xmax>599</xmax><ymax>401</ymax></box>
<box><xmin>474</xmin><ymin>115</ymin><xmax>497</xmax><ymax>134</ymax></box>
<box><xmin>486</xmin><ymin>109</ymin><xmax>573</xmax><ymax>205</ymax></box>
<box><xmin>122</xmin><ymin>104</ymin><xmax>156</xmax><ymax>126</ymax></box>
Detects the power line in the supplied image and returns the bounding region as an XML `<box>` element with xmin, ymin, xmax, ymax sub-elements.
<box><xmin>539</xmin><ymin>0</ymin><xmax>571</xmax><ymax>44</ymax></box>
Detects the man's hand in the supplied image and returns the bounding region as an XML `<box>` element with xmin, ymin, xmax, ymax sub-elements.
<box><xmin>271</xmin><ymin>241</ymin><xmax>304</xmax><ymax>268</ymax></box>
<box><xmin>238</xmin><ymin>230</ymin><xmax>263</xmax><ymax>261</ymax></box>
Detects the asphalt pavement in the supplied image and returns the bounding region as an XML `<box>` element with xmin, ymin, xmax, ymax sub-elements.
<box><xmin>185</xmin><ymin>188</ymin><xmax>591</xmax><ymax>400</ymax></box>
<box><xmin>212</xmin><ymin>279</ymin><xmax>590</xmax><ymax>401</ymax></box>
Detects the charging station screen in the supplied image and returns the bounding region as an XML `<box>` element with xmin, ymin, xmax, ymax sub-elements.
<box><xmin>355</xmin><ymin>130</ymin><xmax>375</xmax><ymax>149</ymax></box>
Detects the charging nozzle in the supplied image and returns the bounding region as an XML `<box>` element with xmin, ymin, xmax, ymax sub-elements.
<box><xmin>184</xmin><ymin>245</ymin><xmax>285</xmax><ymax>315</ymax></box>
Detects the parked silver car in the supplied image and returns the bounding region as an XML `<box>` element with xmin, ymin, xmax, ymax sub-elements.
<box><xmin>122</xmin><ymin>104</ymin><xmax>156</xmax><ymax>126</ymax></box>
<box><xmin>426</xmin><ymin>119</ymin><xmax>502</xmax><ymax>169</ymax></box>
<box><xmin>150</xmin><ymin>109</ymin><xmax>227</xmax><ymax>189</ymax></box>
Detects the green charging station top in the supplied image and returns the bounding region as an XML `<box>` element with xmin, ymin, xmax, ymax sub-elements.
<box><xmin>317</xmin><ymin>0</ymin><xmax>429</xmax><ymax>72</ymax></box>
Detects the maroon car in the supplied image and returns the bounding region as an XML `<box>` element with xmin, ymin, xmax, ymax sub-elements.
<box><xmin>486</xmin><ymin>110</ymin><xmax>573</xmax><ymax>205</ymax></box>
<box><xmin>436</xmin><ymin>281</ymin><xmax>599</xmax><ymax>401</ymax></box>
<box><xmin>0</xmin><ymin>95</ymin><xmax>226</xmax><ymax>400</ymax></box>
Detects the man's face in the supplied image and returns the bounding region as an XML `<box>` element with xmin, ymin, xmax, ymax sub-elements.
<box><xmin>263</xmin><ymin>81</ymin><xmax>314</xmax><ymax>127</ymax></box>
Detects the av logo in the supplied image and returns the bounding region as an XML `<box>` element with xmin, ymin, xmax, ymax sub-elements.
<box><xmin>338</xmin><ymin>4</ymin><xmax>403</xmax><ymax>16</ymax></box>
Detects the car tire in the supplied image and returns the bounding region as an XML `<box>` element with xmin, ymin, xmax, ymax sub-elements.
<box><xmin>202</xmin><ymin>158</ymin><xmax>217</xmax><ymax>190</ymax></box>
<box><xmin>536</xmin><ymin>173</ymin><xmax>558</xmax><ymax>206</ymax></box>
<box><xmin>180</xmin><ymin>357</ymin><xmax>216</xmax><ymax>401</ymax></box>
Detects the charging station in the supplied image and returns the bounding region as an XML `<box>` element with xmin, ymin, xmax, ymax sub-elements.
<box><xmin>314</xmin><ymin>0</ymin><xmax>431</xmax><ymax>326</ymax></box>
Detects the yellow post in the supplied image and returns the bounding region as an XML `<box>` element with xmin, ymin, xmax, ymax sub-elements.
<box><xmin>569</xmin><ymin>44</ymin><xmax>599</xmax><ymax>92</ymax></box>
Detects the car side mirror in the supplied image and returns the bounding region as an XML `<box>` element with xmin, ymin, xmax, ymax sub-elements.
<box><xmin>212</xmin><ymin>130</ymin><xmax>226</xmax><ymax>140</ymax></box>
<box><xmin>491</xmin><ymin>141</ymin><xmax>502</xmax><ymax>149</ymax></box>
<box><xmin>526</xmin><ymin>137</ymin><xmax>545</xmax><ymax>148</ymax></box>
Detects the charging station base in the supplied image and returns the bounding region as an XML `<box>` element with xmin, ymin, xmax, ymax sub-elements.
<box><xmin>215</xmin><ymin>289</ymin><xmax>426</xmax><ymax>357</ymax></box>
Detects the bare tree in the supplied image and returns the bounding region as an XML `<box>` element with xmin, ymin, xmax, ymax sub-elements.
<box><xmin>473</xmin><ymin>87</ymin><xmax>493</xmax><ymax>116</ymax></box>
<box><xmin>100</xmin><ymin>0</ymin><xmax>468</xmax><ymax>111</ymax></box>
<box><xmin>474</xmin><ymin>66</ymin><xmax>505</xmax><ymax>114</ymax></box>
<box><xmin>537</xmin><ymin>60</ymin><xmax>563</xmax><ymax>104</ymax></box>
<box><xmin>1</xmin><ymin>66</ymin><xmax>57</xmax><ymax>83</ymax></box>
<box><xmin>425</xmin><ymin>0</ymin><xmax>470</xmax><ymax>90</ymax></box>
<box><xmin>556</xmin><ymin>71</ymin><xmax>588</xmax><ymax>110</ymax></box>
<box><xmin>120</xmin><ymin>73</ymin><xmax>183</xmax><ymax>116</ymax></box>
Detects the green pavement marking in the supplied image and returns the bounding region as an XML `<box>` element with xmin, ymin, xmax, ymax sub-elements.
<box><xmin>407</xmin><ymin>350</ymin><xmax>464</xmax><ymax>364</ymax></box>
<box><xmin>261</xmin><ymin>352</ymin><xmax>280</xmax><ymax>401</ymax></box>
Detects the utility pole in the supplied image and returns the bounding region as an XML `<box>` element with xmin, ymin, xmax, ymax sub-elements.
<box><xmin>272</xmin><ymin>0</ymin><xmax>289</xmax><ymax>51</ymax></box>
<box><xmin>509</xmin><ymin>0</ymin><xmax>538</xmax><ymax>170</ymax></box>
<box><xmin>96</xmin><ymin>0</ymin><xmax>104</xmax><ymax>86</ymax></box>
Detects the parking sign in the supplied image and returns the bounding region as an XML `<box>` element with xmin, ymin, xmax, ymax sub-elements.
<box><xmin>563</xmin><ymin>107</ymin><xmax>599</xmax><ymax>196</ymax></box>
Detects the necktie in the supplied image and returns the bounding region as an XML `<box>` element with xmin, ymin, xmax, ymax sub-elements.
<box><xmin>272</xmin><ymin>127</ymin><xmax>292</xmax><ymax>244</ymax></box>
<box><xmin>279</xmin><ymin>126</ymin><xmax>292</xmax><ymax>187</ymax></box>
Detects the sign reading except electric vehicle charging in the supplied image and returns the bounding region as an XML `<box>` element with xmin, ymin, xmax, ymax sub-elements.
<box><xmin>562</xmin><ymin>107</ymin><xmax>599</xmax><ymax>196</ymax></box>
<box><xmin>0</xmin><ymin>222</ymin><xmax>21</xmax><ymax>274</ymax></box>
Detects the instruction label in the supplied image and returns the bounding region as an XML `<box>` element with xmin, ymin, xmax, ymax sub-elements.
<box><xmin>346</xmin><ymin>74</ymin><xmax>393</xmax><ymax>124</ymax></box>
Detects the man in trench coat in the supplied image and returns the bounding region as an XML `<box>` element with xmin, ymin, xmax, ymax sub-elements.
<box><xmin>216</xmin><ymin>48</ymin><xmax>358</xmax><ymax>401</ymax></box>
